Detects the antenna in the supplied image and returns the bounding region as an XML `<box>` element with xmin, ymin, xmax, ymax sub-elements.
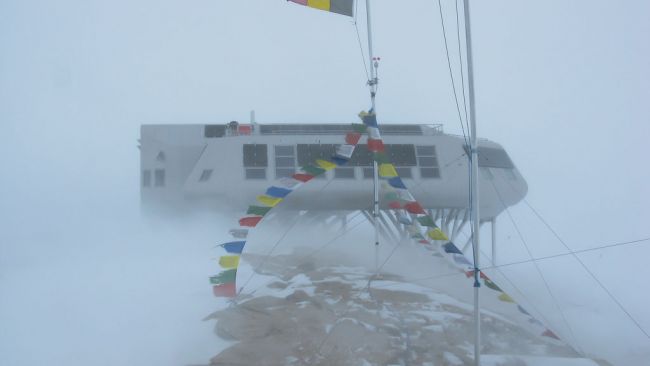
<box><xmin>364</xmin><ymin>0</ymin><xmax>381</xmax><ymax>277</ymax></box>
<box><xmin>461</xmin><ymin>0</ymin><xmax>482</xmax><ymax>365</ymax></box>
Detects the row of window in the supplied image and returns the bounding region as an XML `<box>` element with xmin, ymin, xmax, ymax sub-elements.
<box><xmin>142</xmin><ymin>169</ymin><xmax>165</xmax><ymax>187</ymax></box>
<box><xmin>239</xmin><ymin>144</ymin><xmax>441</xmax><ymax>181</ymax></box>
<box><xmin>242</xmin><ymin>144</ymin><xmax>432</xmax><ymax>168</ymax></box>
<box><xmin>243</xmin><ymin>166</ymin><xmax>427</xmax><ymax>181</ymax></box>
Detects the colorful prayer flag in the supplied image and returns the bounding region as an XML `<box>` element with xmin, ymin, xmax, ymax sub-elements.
<box><xmin>417</xmin><ymin>215</ymin><xmax>436</xmax><ymax>227</ymax></box>
<box><xmin>427</xmin><ymin>228</ymin><xmax>449</xmax><ymax>241</ymax></box>
<box><xmin>484</xmin><ymin>278</ymin><xmax>503</xmax><ymax>292</ymax></box>
<box><xmin>316</xmin><ymin>159</ymin><xmax>337</xmax><ymax>171</ymax></box>
<box><xmin>367</xmin><ymin>126</ymin><xmax>381</xmax><ymax>140</ymax></box>
<box><xmin>397</xmin><ymin>212</ymin><xmax>413</xmax><ymax>225</ymax></box>
<box><xmin>388</xmin><ymin>177</ymin><xmax>407</xmax><ymax>190</ymax></box>
<box><xmin>210</xmin><ymin>269</ymin><xmax>237</xmax><ymax>285</ymax></box>
<box><xmin>373</xmin><ymin>151</ymin><xmax>390</xmax><ymax>164</ymax></box>
<box><xmin>378</xmin><ymin>163</ymin><xmax>398</xmax><ymax>178</ymax></box>
<box><xmin>239</xmin><ymin>216</ymin><xmax>263</xmax><ymax>227</ymax></box>
<box><xmin>345</xmin><ymin>132</ymin><xmax>362</xmax><ymax>145</ymax></box>
<box><xmin>246</xmin><ymin>206</ymin><xmax>272</xmax><ymax>216</ymax></box>
<box><xmin>542</xmin><ymin>329</ymin><xmax>561</xmax><ymax>340</ymax></box>
<box><xmin>302</xmin><ymin>164</ymin><xmax>326</xmax><ymax>176</ymax></box>
<box><xmin>517</xmin><ymin>305</ymin><xmax>531</xmax><ymax>316</ymax></box>
<box><xmin>266</xmin><ymin>186</ymin><xmax>292</xmax><ymax>198</ymax></box>
<box><xmin>404</xmin><ymin>201</ymin><xmax>425</xmax><ymax>214</ymax></box>
<box><xmin>411</xmin><ymin>232</ymin><xmax>425</xmax><ymax>240</ymax></box>
<box><xmin>331</xmin><ymin>156</ymin><xmax>348</xmax><ymax>166</ymax></box>
<box><xmin>367</xmin><ymin>138</ymin><xmax>385</xmax><ymax>152</ymax></box>
<box><xmin>336</xmin><ymin>144</ymin><xmax>355</xmax><ymax>159</ymax></box>
<box><xmin>352</xmin><ymin>123</ymin><xmax>367</xmax><ymax>133</ymax></box>
<box><xmin>288</xmin><ymin>0</ymin><xmax>354</xmax><ymax>17</ymax></box>
<box><xmin>388</xmin><ymin>201</ymin><xmax>402</xmax><ymax>209</ymax></box>
<box><xmin>442</xmin><ymin>242</ymin><xmax>463</xmax><ymax>254</ymax></box>
<box><xmin>219</xmin><ymin>255</ymin><xmax>240</xmax><ymax>269</ymax></box>
<box><xmin>292</xmin><ymin>173</ymin><xmax>314</xmax><ymax>182</ymax></box>
<box><xmin>498</xmin><ymin>293</ymin><xmax>515</xmax><ymax>303</ymax></box>
<box><xmin>257</xmin><ymin>195</ymin><xmax>283</xmax><ymax>207</ymax></box>
<box><xmin>384</xmin><ymin>192</ymin><xmax>401</xmax><ymax>202</ymax></box>
<box><xmin>221</xmin><ymin>241</ymin><xmax>246</xmax><ymax>254</ymax></box>
<box><xmin>360</xmin><ymin>111</ymin><xmax>378</xmax><ymax>127</ymax></box>
<box><xmin>278</xmin><ymin>177</ymin><xmax>301</xmax><ymax>189</ymax></box>
<box><xmin>213</xmin><ymin>283</ymin><xmax>236</xmax><ymax>297</ymax></box>
<box><xmin>229</xmin><ymin>228</ymin><xmax>248</xmax><ymax>238</ymax></box>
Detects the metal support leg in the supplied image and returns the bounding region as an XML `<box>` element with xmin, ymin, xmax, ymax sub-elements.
<box><xmin>491</xmin><ymin>218</ymin><xmax>496</xmax><ymax>265</ymax></box>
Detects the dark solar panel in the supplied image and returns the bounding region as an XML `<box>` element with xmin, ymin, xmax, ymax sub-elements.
<box><xmin>386</xmin><ymin>144</ymin><xmax>417</xmax><ymax>166</ymax></box>
<box><xmin>243</xmin><ymin>144</ymin><xmax>268</xmax><ymax>167</ymax></box>
<box><xmin>348</xmin><ymin>145</ymin><xmax>374</xmax><ymax>166</ymax></box>
<box><xmin>379</xmin><ymin>125</ymin><xmax>422</xmax><ymax>135</ymax></box>
<box><xmin>296</xmin><ymin>144</ymin><xmax>337</xmax><ymax>166</ymax></box>
<box><xmin>261</xmin><ymin>124</ymin><xmax>423</xmax><ymax>135</ymax></box>
<box><xmin>204</xmin><ymin>125</ymin><xmax>226</xmax><ymax>138</ymax></box>
<box><xmin>296</xmin><ymin>143</ymin><xmax>417</xmax><ymax>167</ymax></box>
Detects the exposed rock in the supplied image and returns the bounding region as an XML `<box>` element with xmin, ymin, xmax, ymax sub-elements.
<box><xmin>207</xmin><ymin>253</ymin><xmax>610</xmax><ymax>366</ymax></box>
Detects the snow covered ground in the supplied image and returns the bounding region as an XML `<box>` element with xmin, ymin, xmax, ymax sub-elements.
<box><xmin>207</xmin><ymin>252</ymin><xmax>607</xmax><ymax>365</ymax></box>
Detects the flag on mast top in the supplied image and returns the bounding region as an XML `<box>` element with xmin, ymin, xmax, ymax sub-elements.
<box><xmin>288</xmin><ymin>0</ymin><xmax>355</xmax><ymax>17</ymax></box>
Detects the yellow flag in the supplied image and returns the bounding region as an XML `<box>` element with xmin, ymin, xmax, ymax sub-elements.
<box><xmin>219</xmin><ymin>255</ymin><xmax>240</xmax><ymax>269</ymax></box>
<box><xmin>308</xmin><ymin>0</ymin><xmax>330</xmax><ymax>11</ymax></box>
<box><xmin>427</xmin><ymin>228</ymin><xmax>449</xmax><ymax>241</ymax></box>
<box><xmin>378</xmin><ymin>163</ymin><xmax>398</xmax><ymax>178</ymax></box>
<box><xmin>498</xmin><ymin>293</ymin><xmax>515</xmax><ymax>303</ymax></box>
<box><xmin>257</xmin><ymin>195</ymin><xmax>283</xmax><ymax>207</ymax></box>
<box><xmin>316</xmin><ymin>159</ymin><xmax>336</xmax><ymax>171</ymax></box>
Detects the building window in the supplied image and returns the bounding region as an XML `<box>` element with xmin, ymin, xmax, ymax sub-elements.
<box><xmin>417</xmin><ymin>145</ymin><xmax>441</xmax><ymax>179</ymax></box>
<box><xmin>296</xmin><ymin>144</ymin><xmax>337</xmax><ymax>166</ymax></box>
<box><xmin>243</xmin><ymin>144</ymin><xmax>268</xmax><ymax>167</ymax></box>
<box><xmin>395</xmin><ymin>167</ymin><xmax>412</xmax><ymax>178</ymax></box>
<box><xmin>363</xmin><ymin>167</ymin><xmax>374</xmax><ymax>179</ymax></box>
<box><xmin>245</xmin><ymin>168</ymin><xmax>266</xmax><ymax>179</ymax></box>
<box><xmin>334</xmin><ymin>168</ymin><xmax>355</xmax><ymax>179</ymax></box>
<box><xmin>243</xmin><ymin>144</ymin><xmax>268</xmax><ymax>180</ymax></box>
<box><xmin>154</xmin><ymin>169</ymin><xmax>165</xmax><ymax>187</ymax></box>
<box><xmin>463</xmin><ymin>145</ymin><xmax>515</xmax><ymax>169</ymax></box>
<box><xmin>275</xmin><ymin>145</ymin><xmax>296</xmax><ymax>178</ymax></box>
<box><xmin>142</xmin><ymin>170</ymin><xmax>151</xmax><ymax>187</ymax></box>
<box><xmin>199</xmin><ymin>169</ymin><xmax>213</xmax><ymax>182</ymax></box>
<box><xmin>420</xmin><ymin>167</ymin><xmax>440</xmax><ymax>178</ymax></box>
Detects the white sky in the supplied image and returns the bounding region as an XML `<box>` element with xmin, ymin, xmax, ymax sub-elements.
<box><xmin>1</xmin><ymin>0</ymin><xmax>649</xmax><ymax>365</ymax></box>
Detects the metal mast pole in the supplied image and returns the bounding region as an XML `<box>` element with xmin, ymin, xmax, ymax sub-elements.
<box><xmin>462</xmin><ymin>0</ymin><xmax>481</xmax><ymax>365</ymax></box>
<box><xmin>364</xmin><ymin>0</ymin><xmax>380</xmax><ymax>275</ymax></box>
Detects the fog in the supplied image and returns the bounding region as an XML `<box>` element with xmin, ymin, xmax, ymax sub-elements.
<box><xmin>1</xmin><ymin>0</ymin><xmax>649</xmax><ymax>365</ymax></box>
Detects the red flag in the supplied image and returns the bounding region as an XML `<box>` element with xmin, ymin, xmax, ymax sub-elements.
<box><xmin>292</xmin><ymin>173</ymin><xmax>314</xmax><ymax>182</ymax></box>
<box><xmin>345</xmin><ymin>132</ymin><xmax>362</xmax><ymax>145</ymax></box>
<box><xmin>388</xmin><ymin>201</ymin><xmax>402</xmax><ymax>209</ymax></box>
<box><xmin>239</xmin><ymin>216</ymin><xmax>263</xmax><ymax>227</ymax></box>
<box><xmin>367</xmin><ymin>138</ymin><xmax>385</xmax><ymax>152</ymax></box>
<box><xmin>542</xmin><ymin>329</ymin><xmax>561</xmax><ymax>340</ymax></box>
<box><xmin>404</xmin><ymin>202</ymin><xmax>425</xmax><ymax>214</ymax></box>
<box><xmin>213</xmin><ymin>283</ymin><xmax>236</xmax><ymax>297</ymax></box>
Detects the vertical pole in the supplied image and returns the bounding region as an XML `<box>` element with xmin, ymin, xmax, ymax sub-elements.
<box><xmin>491</xmin><ymin>218</ymin><xmax>496</xmax><ymax>265</ymax></box>
<box><xmin>462</xmin><ymin>0</ymin><xmax>481</xmax><ymax>365</ymax></box>
<box><xmin>365</xmin><ymin>0</ymin><xmax>380</xmax><ymax>276</ymax></box>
